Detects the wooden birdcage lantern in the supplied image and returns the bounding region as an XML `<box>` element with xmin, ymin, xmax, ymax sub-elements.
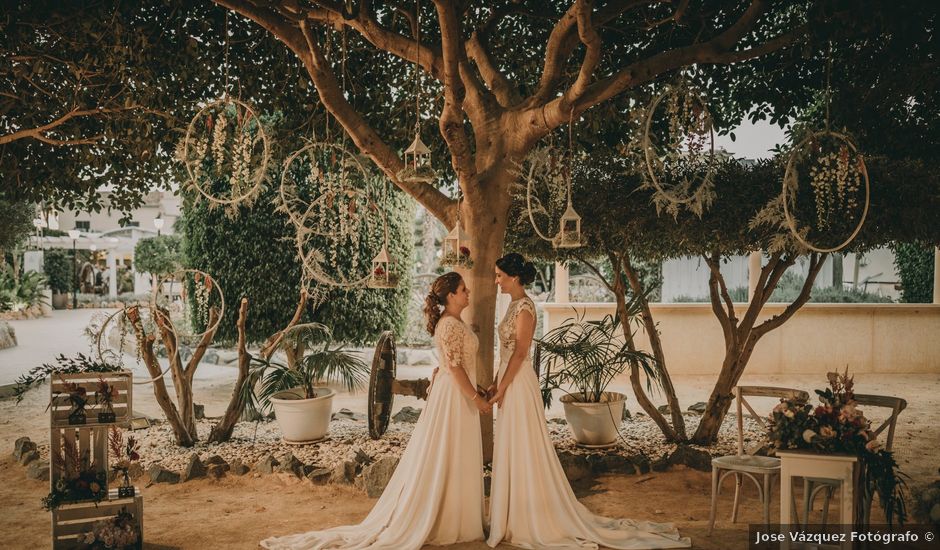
<box><xmin>398</xmin><ymin>134</ymin><xmax>436</xmax><ymax>183</ymax></box>
<box><xmin>440</xmin><ymin>224</ymin><xmax>473</xmax><ymax>269</ymax></box>
<box><xmin>368</xmin><ymin>246</ymin><xmax>399</xmax><ymax>289</ymax></box>
<box><xmin>555</xmin><ymin>200</ymin><xmax>582</xmax><ymax>249</ymax></box>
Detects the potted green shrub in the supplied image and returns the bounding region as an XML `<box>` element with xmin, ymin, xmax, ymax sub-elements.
<box><xmin>538</xmin><ymin>312</ymin><xmax>660</xmax><ymax>446</ymax></box>
<box><xmin>240</xmin><ymin>323</ymin><xmax>368</xmax><ymax>443</ymax></box>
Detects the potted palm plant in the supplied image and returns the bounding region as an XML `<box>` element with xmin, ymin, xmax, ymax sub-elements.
<box><xmin>538</xmin><ymin>312</ymin><xmax>660</xmax><ymax>446</ymax></box>
<box><xmin>240</xmin><ymin>323</ymin><xmax>368</xmax><ymax>443</ymax></box>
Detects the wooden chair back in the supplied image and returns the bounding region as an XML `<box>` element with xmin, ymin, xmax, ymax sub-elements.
<box><xmin>853</xmin><ymin>394</ymin><xmax>907</xmax><ymax>451</ymax></box>
<box><xmin>734</xmin><ymin>386</ymin><xmax>810</xmax><ymax>455</ymax></box>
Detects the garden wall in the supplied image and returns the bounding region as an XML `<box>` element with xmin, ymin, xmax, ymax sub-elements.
<box><xmin>541</xmin><ymin>303</ymin><xmax>940</xmax><ymax>375</ymax></box>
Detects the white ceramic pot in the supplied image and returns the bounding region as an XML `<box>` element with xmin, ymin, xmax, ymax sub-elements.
<box><xmin>270</xmin><ymin>386</ymin><xmax>335</xmax><ymax>443</ymax></box>
<box><xmin>559</xmin><ymin>391</ymin><xmax>626</xmax><ymax>446</ymax></box>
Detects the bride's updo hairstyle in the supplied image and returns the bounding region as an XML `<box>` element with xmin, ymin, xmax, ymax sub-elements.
<box><xmin>424</xmin><ymin>271</ymin><xmax>464</xmax><ymax>335</ymax></box>
<box><xmin>496</xmin><ymin>253</ymin><xmax>537</xmax><ymax>286</ymax></box>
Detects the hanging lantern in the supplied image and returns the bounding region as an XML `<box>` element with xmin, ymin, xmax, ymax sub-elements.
<box><xmin>367</xmin><ymin>246</ymin><xmax>399</xmax><ymax>289</ymax></box>
<box><xmin>440</xmin><ymin>224</ymin><xmax>473</xmax><ymax>269</ymax></box>
<box><xmin>555</xmin><ymin>200</ymin><xmax>582</xmax><ymax>249</ymax></box>
<box><xmin>398</xmin><ymin>134</ymin><xmax>436</xmax><ymax>183</ymax></box>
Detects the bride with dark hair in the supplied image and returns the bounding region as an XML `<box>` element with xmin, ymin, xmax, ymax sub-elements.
<box><xmin>487</xmin><ymin>253</ymin><xmax>691</xmax><ymax>549</ymax></box>
<box><xmin>262</xmin><ymin>272</ymin><xmax>491</xmax><ymax>550</ymax></box>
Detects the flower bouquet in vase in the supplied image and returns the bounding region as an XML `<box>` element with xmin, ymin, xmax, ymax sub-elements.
<box><xmin>109</xmin><ymin>427</ymin><xmax>140</xmax><ymax>498</ymax></box>
<box><xmin>95</xmin><ymin>378</ymin><xmax>119</xmax><ymax>423</ymax></box>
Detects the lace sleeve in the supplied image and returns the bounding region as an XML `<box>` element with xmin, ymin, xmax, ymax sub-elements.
<box><xmin>440</xmin><ymin>318</ymin><xmax>466</xmax><ymax>373</ymax></box>
<box><xmin>517</xmin><ymin>298</ymin><xmax>537</xmax><ymax>324</ymax></box>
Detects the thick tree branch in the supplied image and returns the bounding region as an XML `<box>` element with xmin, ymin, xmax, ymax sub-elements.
<box><xmin>705</xmin><ymin>252</ymin><xmax>735</xmax><ymax>348</ymax></box>
<box><xmin>569</xmin><ymin>0</ymin><xmax>603</xmax><ymax>102</ymax></box>
<box><xmin>434</xmin><ymin>0</ymin><xmax>477</xmax><ymax>183</ymax></box>
<box><xmin>754</xmin><ymin>253</ymin><xmax>827</xmax><ymax>337</ymax></box>
<box><xmin>0</xmin><ymin>105</ymin><xmax>135</xmax><ymax>146</ymax></box>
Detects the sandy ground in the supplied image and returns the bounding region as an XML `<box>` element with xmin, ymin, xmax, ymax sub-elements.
<box><xmin>1</xmin><ymin>309</ymin><xmax>937</xmax><ymax>548</ymax></box>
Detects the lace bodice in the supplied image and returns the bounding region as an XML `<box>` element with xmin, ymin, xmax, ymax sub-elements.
<box><xmin>433</xmin><ymin>315</ymin><xmax>479</xmax><ymax>383</ymax></box>
<box><xmin>497</xmin><ymin>296</ymin><xmax>537</xmax><ymax>362</ymax></box>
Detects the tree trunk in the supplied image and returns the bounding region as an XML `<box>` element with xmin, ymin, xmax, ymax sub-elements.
<box><xmin>622</xmin><ymin>254</ymin><xmax>687</xmax><ymax>441</ymax></box>
<box><xmin>461</xmin><ymin>172</ymin><xmax>512</xmax><ymax>463</ymax></box>
<box><xmin>831</xmin><ymin>254</ymin><xmax>843</xmax><ymax>289</ymax></box>
<box><xmin>208</xmin><ymin>298</ymin><xmax>250</xmax><ymax>443</ymax></box>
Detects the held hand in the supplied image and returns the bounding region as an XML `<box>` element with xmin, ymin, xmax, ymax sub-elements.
<box><xmin>488</xmin><ymin>386</ymin><xmax>506</xmax><ymax>408</ymax></box>
<box><xmin>473</xmin><ymin>394</ymin><xmax>492</xmax><ymax>414</ymax></box>
<box><xmin>485</xmin><ymin>383</ymin><xmax>497</xmax><ymax>400</ymax></box>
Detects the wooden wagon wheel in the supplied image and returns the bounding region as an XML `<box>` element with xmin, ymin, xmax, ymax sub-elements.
<box><xmin>368</xmin><ymin>331</ymin><xmax>397</xmax><ymax>439</ymax></box>
<box><xmin>368</xmin><ymin>331</ymin><xmax>434</xmax><ymax>439</ymax></box>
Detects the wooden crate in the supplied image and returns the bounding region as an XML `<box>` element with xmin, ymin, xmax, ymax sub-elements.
<box><xmin>49</xmin><ymin>371</ymin><xmax>133</xmax><ymax>428</ymax></box>
<box><xmin>48</xmin><ymin>426</ymin><xmax>110</xmax><ymax>491</ymax></box>
<box><xmin>51</xmin><ymin>489</ymin><xmax>143</xmax><ymax>549</ymax></box>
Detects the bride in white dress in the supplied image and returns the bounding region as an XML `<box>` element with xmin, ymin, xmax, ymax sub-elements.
<box><xmin>486</xmin><ymin>253</ymin><xmax>691</xmax><ymax>549</ymax></box>
<box><xmin>262</xmin><ymin>272</ymin><xmax>491</xmax><ymax>550</ymax></box>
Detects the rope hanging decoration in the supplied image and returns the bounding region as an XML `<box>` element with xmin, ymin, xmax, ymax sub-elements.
<box><xmin>176</xmin><ymin>11</ymin><xmax>270</xmax><ymax>214</ymax></box>
<box><xmin>440</xmin><ymin>191</ymin><xmax>472</xmax><ymax>269</ymax></box>
<box><xmin>522</xmin><ymin>108</ymin><xmax>583</xmax><ymax>249</ymax></box>
<box><xmin>396</xmin><ymin>0</ymin><xmax>437</xmax><ymax>184</ymax></box>
<box><xmin>151</xmin><ymin>269</ymin><xmax>225</xmax><ymax>343</ymax></box>
<box><xmin>367</xmin><ymin>179</ymin><xmax>400</xmax><ymax>289</ymax></box>
<box><xmin>94</xmin><ymin>305</ymin><xmax>179</xmax><ymax>385</ymax></box>
<box><xmin>639</xmin><ymin>80</ymin><xmax>718</xmax><ymax>218</ymax></box>
<box><xmin>780</xmin><ymin>46</ymin><xmax>870</xmax><ymax>253</ymax></box>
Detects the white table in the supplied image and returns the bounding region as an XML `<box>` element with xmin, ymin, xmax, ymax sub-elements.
<box><xmin>778</xmin><ymin>450</ymin><xmax>858</xmax><ymax>550</ymax></box>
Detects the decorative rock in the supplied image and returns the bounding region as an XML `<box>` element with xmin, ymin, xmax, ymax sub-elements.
<box><xmin>357</xmin><ymin>456</ymin><xmax>400</xmax><ymax>498</ymax></box>
<box><xmin>330</xmin><ymin>460</ymin><xmax>357</xmax><ymax>484</ymax></box>
<box><xmin>687</xmin><ymin>402</ymin><xmax>707</xmax><ymax>414</ymax></box>
<box><xmin>602</xmin><ymin>454</ymin><xmax>635</xmax><ymax>474</ymax></box>
<box><xmin>332</xmin><ymin>409</ymin><xmax>366</xmax><ymax>422</ymax></box>
<box><xmin>353</xmin><ymin>448</ymin><xmax>372</xmax><ymax>466</ymax></box>
<box><xmin>0</xmin><ymin>321</ymin><xmax>16</xmax><ymax>350</ymax></box>
<box><xmin>183</xmin><ymin>454</ymin><xmax>207</xmax><ymax>481</ymax></box>
<box><xmin>622</xmin><ymin>408</ymin><xmax>632</xmax><ymax>421</ymax></box>
<box><xmin>307</xmin><ymin>467</ymin><xmax>332</xmax><ymax>485</ymax></box>
<box><xmin>207</xmin><ymin>464</ymin><xmax>227</xmax><ymax>479</ymax></box>
<box><xmin>205</xmin><ymin>455</ymin><xmax>229</xmax><ymax>470</ymax></box>
<box><xmin>548</xmin><ymin>417</ymin><xmax>567</xmax><ymax>425</ymax></box>
<box><xmin>652</xmin><ymin>454</ymin><xmax>670</xmax><ymax>472</ymax></box>
<box><xmin>148</xmin><ymin>464</ymin><xmax>180</xmax><ymax>484</ymax></box>
<box><xmin>411</xmin><ymin>351</ymin><xmax>433</xmax><ymax>366</ymax></box>
<box><xmin>19</xmin><ymin>449</ymin><xmax>40</xmax><ymax>466</ymax></box>
<box><xmin>396</xmin><ymin>350</ymin><xmax>408</xmax><ymax>365</ymax></box>
<box><xmin>254</xmin><ymin>454</ymin><xmax>279</xmax><ymax>475</ymax></box>
<box><xmin>202</xmin><ymin>350</ymin><xmax>219</xmax><ymax>365</ymax></box>
<box><xmin>230</xmin><ymin>459</ymin><xmax>249</xmax><ymax>476</ymax></box>
<box><xmin>276</xmin><ymin>454</ymin><xmax>304</xmax><ymax>477</ymax></box>
<box><xmin>27</xmin><ymin>460</ymin><xmax>49</xmax><ymax>480</ymax></box>
<box><xmin>668</xmin><ymin>444</ymin><xmax>712</xmax><ymax>472</ymax></box>
<box><xmin>127</xmin><ymin>463</ymin><xmax>145</xmax><ymax>480</ymax></box>
<box><xmin>194</xmin><ymin>404</ymin><xmax>206</xmax><ymax>420</ymax></box>
<box><xmin>630</xmin><ymin>454</ymin><xmax>651</xmax><ymax>474</ymax></box>
<box><xmin>557</xmin><ymin>451</ymin><xmax>591</xmax><ymax>482</ymax></box>
<box><xmin>392</xmin><ymin>407</ymin><xmax>421</xmax><ymax>424</ymax></box>
<box><xmin>13</xmin><ymin>437</ymin><xmax>36</xmax><ymax>461</ymax></box>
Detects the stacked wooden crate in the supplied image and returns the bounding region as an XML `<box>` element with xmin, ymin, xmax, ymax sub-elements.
<box><xmin>48</xmin><ymin>372</ymin><xmax>143</xmax><ymax>549</ymax></box>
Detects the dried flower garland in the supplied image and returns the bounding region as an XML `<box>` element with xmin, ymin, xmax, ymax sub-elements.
<box><xmin>151</xmin><ymin>269</ymin><xmax>224</xmax><ymax>342</ymax></box>
<box><xmin>177</xmin><ymin>97</ymin><xmax>271</xmax><ymax>213</ymax></box>
<box><xmin>638</xmin><ymin>83</ymin><xmax>717</xmax><ymax>217</ymax></box>
<box><xmin>782</xmin><ymin>130</ymin><xmax>870</xmax><ymax>253</ymax></box>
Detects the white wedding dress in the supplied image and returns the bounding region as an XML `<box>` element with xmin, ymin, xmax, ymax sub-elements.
<box><xmin>262</xmin><ymin>315</ymin><xmax>484</xmax><ymax>549</ymax></box>
<box><xmin>487</xmin><ymin>296</ymin><xmax>691</xmax><ymax>549</ymax></box>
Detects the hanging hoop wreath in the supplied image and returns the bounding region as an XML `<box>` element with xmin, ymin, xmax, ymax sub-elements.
<box><xmin>640</xmin><ymin>82</ymin><xmax>718</xmax><ymax>216</ymax></box>
<box><xmin>178</xmin><ymin>97</ymin><xmax>271</xmax><ymax>210</ymax></box>
<box><xmin>521</xmin><ymin>147</ymin><xmax>582</xmax><ymax>249</ymax></box>
<box><xmin>280</xmin><ymin>141</ymin><xmax>388</xmax><ymax>288</ymax></box>
<box><xmin>94</xmin><ymin>305</ymin><xmax>179</xmax><ymax>385</ymax></box>
<box><xmin>782</xmin><ymin>130</ymin><xmax>870</xmax><ymax>253</ymax></box>
<box><xmin>151</xmin><ymin>269</ymin><xmax>225</xmax><ymax>342</ymax></box>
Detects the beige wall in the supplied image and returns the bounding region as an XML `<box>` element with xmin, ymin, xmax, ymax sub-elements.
<box><xmin>541</xmin><ymin>303</ymin><xmax>940</xmax><ymax>375</ymax></box>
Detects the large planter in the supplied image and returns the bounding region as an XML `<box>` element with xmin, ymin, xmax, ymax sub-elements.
<box><xmin>52</xmin><ymin>293</ymin><xmax>69</xmax><ymax>310</ymax></box>
<box><xmin>559</xmin><ymin>391</ymin><xmax>626</xmax><ymax>446</ymax></box>
<box><xmin>270</xmin><ymin>387</ymin><xmax>335</xmax><ymax>444</ymax></box>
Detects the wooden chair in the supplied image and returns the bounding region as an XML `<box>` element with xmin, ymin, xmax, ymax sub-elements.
<box><xmin>802</xmin><ymin>394</ymin><xmax>907</xmax><ymax>527</ymax></box>
<box><xmin>709</xmin><ymin>386</ymin><xmax>809</xmax><ymax>534</ymax></box>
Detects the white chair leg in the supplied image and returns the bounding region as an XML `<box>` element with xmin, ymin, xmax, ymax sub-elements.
<box><xmin>762</xmin><ymin>474</ymin><xmax>772</xmax><ymax>529</ymax></box>
<box><xmin>803</xmin><ymin>478</ymin><xmax>813</xmax><ymax>527</ymax></box>
<box><xmin>709</xmin><ymin>467</ymin><xmax>720</xmax><ymax>535</ymax></box>
<box><xmin>731</xmin><ymin>472</ymin><xmax>743</xmax><ymax>523</ymax></box>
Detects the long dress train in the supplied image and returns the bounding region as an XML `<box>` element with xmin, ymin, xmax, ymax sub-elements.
<box><xmin>262</xmin><ymin>315</ymin><xmax>484</xmax><ymax>549</ymax></box>
<box><xmin>487</xmin><ymin>296</ymin><xmax>692</xmax><ymax>549</ymax></box>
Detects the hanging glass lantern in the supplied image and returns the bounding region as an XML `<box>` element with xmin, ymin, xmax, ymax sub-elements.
<box><xmin>440</xmin><ymin>223</ymin><xmax>473</xmax><ymax>269</ymax></box>
<box><xmin>368</xmin><ymin>246</ymin><xmax>399</xmax><ymax>289</ymax></box>
<box><xmin>555</xmin><ymin>199</ymin><xmax>582</xmax><ymax>249</ymax></box>
<box><xmin>397</xmin><ymin>134</ymin><xmax>436</xmax><ymax>183</ymax></box>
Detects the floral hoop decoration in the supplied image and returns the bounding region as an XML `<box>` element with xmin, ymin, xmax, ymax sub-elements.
<box><xmin>782</xmin><ymin>129</ymin><xmax>870</xmax><ymax>253</ymax></box>
<box><xmin>94</xmin><ymin>305</ymin><xmax>178</xmax><ymax>385</ymax></box>
<box><xmin>151</xmin><ymin>269</ymin><xmax>225</xmax><ymax>342</ymax></box>
<box><xmin>520</xmin><ymin>147</ymin><xmax>583</xmax><ymax>250</ymax></box>
<box><xmin>640</xmin><ymin>82</ymin><xmax>717</xmax><ymax>217</ymax></box>
<box><xmin>177</xmin><ymin>97</ymin><xmax>270</xmax><ymax>212</ymax></box>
